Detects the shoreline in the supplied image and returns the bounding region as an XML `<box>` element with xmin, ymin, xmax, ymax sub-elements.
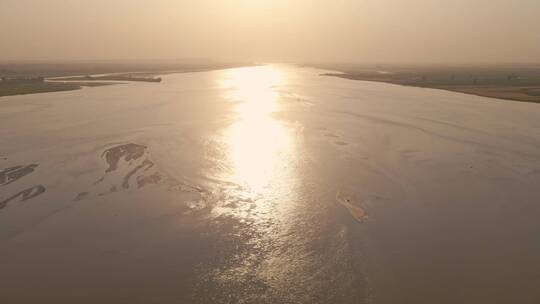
<box><xmin>0</xmin><ymin>81</ymin><xmax>115</xmax><ymax>98</ymax></box>
<box><xmin>323</xmin><ymin>72</ymin><xmax>540</xmax><ymax>103</ymax></box>
<box><xmin>0</xmin><ymin>63</ymin><xmax>252</xmax><ymax>98</ymax></box>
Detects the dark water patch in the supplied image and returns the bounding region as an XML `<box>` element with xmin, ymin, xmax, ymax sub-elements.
<box><xmin>0</xmin><ymin>164</ymin><xmax>38</xmax><ymax>186</ymax></box>
<box><xmin>0</xmin><ymin>185</ymin><xmax>45</xmax><ymax>209</ymax></box>
<box><xmin>101</xmin><ymin>143</ymin><xmax>147</xmax><ymax>173</ymax></box>
<box><xmin>137</xmin><ymin>172</ymin><xmax>162</xmax><ymax>188</ymax></box>
<box><xmin>528</xmin><ymin>168</ymin><xmax>540</xmax><ymax>176</ymax></box>
<box><xmin>122</xmin><ymin>159</ymin><xmax>154</xmax><ymax>189</ymax></box>
<box><xmin>74</xmin><ymin>192</ymin><xmax>89</xmax><ymax>201</ymax></box>
<box><xmin>325</xmin><ymin>133</ymin><xmax>340</xmax><ymax>138</ymax></box>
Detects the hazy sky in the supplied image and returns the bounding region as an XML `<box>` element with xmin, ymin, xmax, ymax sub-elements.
<box><xmin>1</xmin><ymin>0</ymin><xmax>539</xmax><ymax>64</ymax></box>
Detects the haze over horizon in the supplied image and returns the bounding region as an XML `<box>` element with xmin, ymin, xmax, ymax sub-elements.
<box><xmin>2</xmin><ymin>0</ymin><xmax>540</xmax><ymax>64</ymax></box>
<box><xmin>3</xmin><ymin>2</ymin><xmax>540</xmax><ymax>303</ymax></box>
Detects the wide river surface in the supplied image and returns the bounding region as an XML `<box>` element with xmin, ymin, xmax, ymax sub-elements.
<box><xmin>1</xmin><ymin>65</ymin><xmax>540</xmax><ymax>303</ymax></box>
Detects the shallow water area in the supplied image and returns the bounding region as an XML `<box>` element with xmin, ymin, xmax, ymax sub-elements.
<box><xmin>1</xmin><ymin>65</ymin><xmax>540</xmax><ymax>303</ymax></box>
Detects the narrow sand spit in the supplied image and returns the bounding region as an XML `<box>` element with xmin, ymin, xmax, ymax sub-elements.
<box><xmin>0</xmin><ymin>185</ymin><xmax>45</xmax><ymax>209</ymax></box>
<box><xmin>0</xmin><ymin>164</ymin><xmax>38</xmax><ymax>186</ymax></box>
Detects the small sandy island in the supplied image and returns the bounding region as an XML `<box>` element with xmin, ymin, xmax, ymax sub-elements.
<box><xmin>336</xmin><ymin>191</ymin><xmax>368</xmax><ymax>222</ymax></box>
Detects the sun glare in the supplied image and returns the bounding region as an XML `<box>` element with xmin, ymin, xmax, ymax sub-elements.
<box><xmin>221</xmin><ymin>66</ymin><xmax>295</xmax><ymax>195</ymax></box>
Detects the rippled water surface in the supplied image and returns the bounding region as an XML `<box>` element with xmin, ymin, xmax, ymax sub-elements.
<box><xmin>1</xmin><ymin>65</ymin><xmax>540</xmax><ymax>303</ymax></box>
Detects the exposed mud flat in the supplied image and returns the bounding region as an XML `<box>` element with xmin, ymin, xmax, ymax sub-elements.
<box><xmin>73</xmin><ymin>143</ymin><xmax>204</xmax><ymax>202</ymax></box>
<box><xmin>0</xmin><ymin>164</ymin><xmax>38</xmax><ymax>186</ymax></box>
<box><xmin>0</xmin><ymin>164</ymin><xmax>45</xmax><ymax>209</ymax></box>
<box><xmin>1</xmin><ymin>185</ymin><xmax>45</xmax><ymax>209</ymax></box>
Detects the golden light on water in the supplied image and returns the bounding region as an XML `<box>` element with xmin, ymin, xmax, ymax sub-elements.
<box><xmin>221</xmin><ymin>66</ymin><xmax>296</xmax><ymax>196</ymax></box>
<box><xmin>223</xmin><ymin>66</ymin><xmax>283</xmax><ymax>119</ymax></box>
<box><xmin>226</xmin><ymin>116</ymin><xmax>291</xmax><ymax>194</ymax></box>
<box><xmin>211</xmin><ymin>67</ymin><xmax>307</xmax><ymax>290</ymax></box>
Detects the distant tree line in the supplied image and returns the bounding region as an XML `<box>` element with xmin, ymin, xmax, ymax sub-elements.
<box><xmin>0</xmin><ymin>76</ymin><xmax>45</xmax><ymax>84</ymax></box>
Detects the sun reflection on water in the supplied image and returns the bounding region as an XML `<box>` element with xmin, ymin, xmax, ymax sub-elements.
<box><xmin>204</xmin><ymin>67</ymin><xmax>319</xmax><ymax>298</ymax></box>
<box><xmin>223</xmin><ymin>66</ymin><xmax>283</xmax><ymax>120</ymax></box>
<box><xmin>221</xmin><ymin>66</ymin><xmax>297</xmax><ymax>197</ymax></box>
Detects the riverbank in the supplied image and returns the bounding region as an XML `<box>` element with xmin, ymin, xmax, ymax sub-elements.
<box><xmin>319</xmin><ymin>64</ymin><xmax>540</xmax><ymax>103</ymax></box>
<box><xmin>0</xmin><ymin>81</ymin><xmax>113</xmax><ymax>97</ymax></box>
<box><xmin>0</xmin><ymin>61</ymin><xmax>249</xmax><ymax>97</ymax></box>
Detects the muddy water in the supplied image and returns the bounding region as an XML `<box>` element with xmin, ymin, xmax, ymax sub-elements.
<box><xmin>1</xmin><ymin>65</ymin><xmax>540</xmax><ymax>303</ymax></box>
